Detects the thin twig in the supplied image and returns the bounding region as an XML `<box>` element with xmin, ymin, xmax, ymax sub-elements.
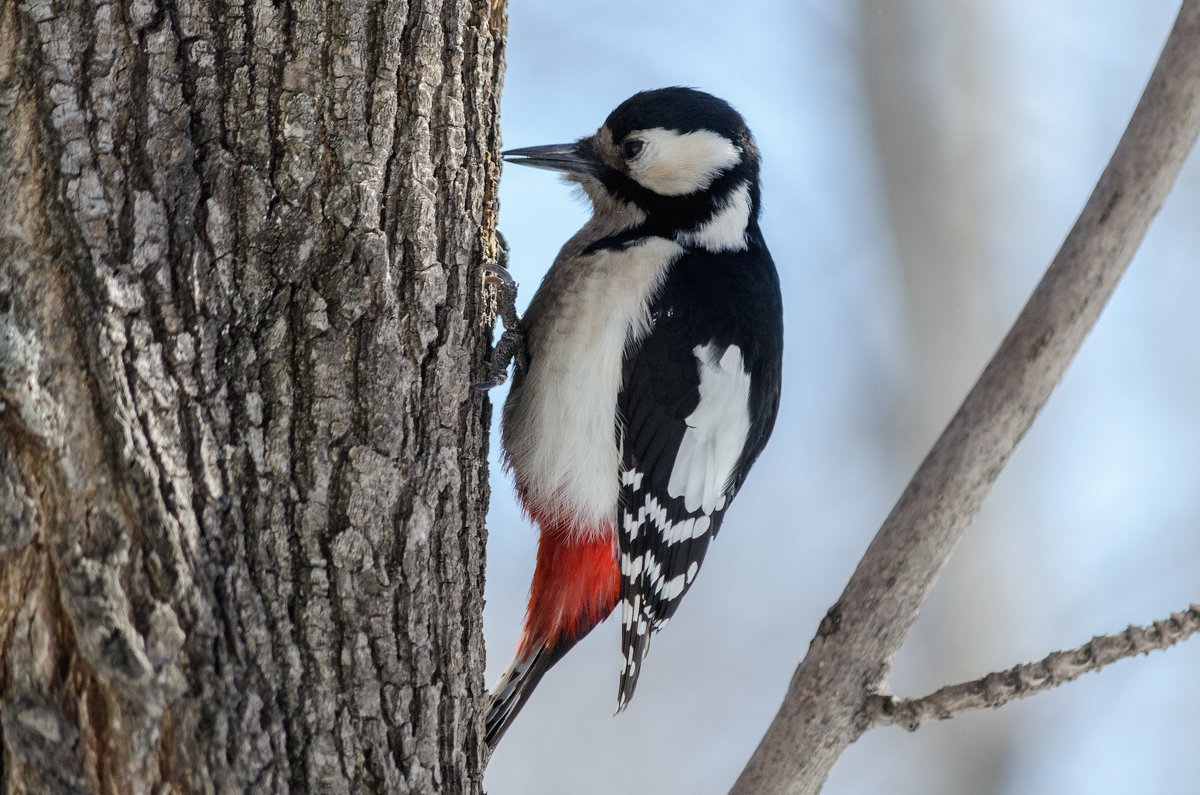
<box><xmin>868</xmin><ymin>605</ymin><xmax>1200</xmax><ymax>731</ymax></box>
<box><xmin>731</xmin><ymin>5</ymin><xmax>1200</xmax><ymax>793</ymax></box>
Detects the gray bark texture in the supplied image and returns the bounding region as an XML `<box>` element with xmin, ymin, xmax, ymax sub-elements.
<box><xmin>0</xmin><ymin>0</ymin><xmax>506</xmax><ymax>789</ymax></box>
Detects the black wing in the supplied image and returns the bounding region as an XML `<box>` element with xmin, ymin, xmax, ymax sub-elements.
<box><xmin>615</xmin><ymin>240</ymin><xmax>782</xmax><ymax>710</ymax></box>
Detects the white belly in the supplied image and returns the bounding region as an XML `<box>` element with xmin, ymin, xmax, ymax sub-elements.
<box><xmin>503</xmin><ymin>237</ymin><xmax>682</xmax><ymax>534</ymax></box>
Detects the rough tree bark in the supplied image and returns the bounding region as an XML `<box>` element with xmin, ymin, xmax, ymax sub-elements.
<box><xmin>0</xmin><ymin>0</ymin><xmax>505</xmax><ymax>789</ymax></box>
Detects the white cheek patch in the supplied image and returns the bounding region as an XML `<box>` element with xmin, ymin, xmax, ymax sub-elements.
<box><xmin>628</xmin><ymin>128</ymin><xmax>741</xmax><ymax>197</ymax></box>
<box><xmin>667</xmin><ymin>343</ymin><xmax>752</xmax><ymax>513</ymax></box>
<box><xmin>676</xmin><ymin>180</ymin><xmax>751</xmax><ymax>252</ymax></box>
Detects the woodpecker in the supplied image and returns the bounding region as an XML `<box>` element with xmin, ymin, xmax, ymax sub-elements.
<box><xmin>480</xmin><ymin>87</ymin><xmax>783</xmax><ymax>749</ymax></box>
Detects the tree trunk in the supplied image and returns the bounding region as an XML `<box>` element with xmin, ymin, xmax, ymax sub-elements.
<box><xmin>0</xmin><ymin>0</ymin><xmax>505</xmax><ymax>789</ymax></box>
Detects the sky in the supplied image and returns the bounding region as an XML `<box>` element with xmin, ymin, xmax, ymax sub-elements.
<box><xmin>481</xmin><ymin>2</ymin><xmax>1200</xmax><ymax>792</ymax></box>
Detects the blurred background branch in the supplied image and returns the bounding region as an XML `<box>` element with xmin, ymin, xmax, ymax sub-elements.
<box><xmin>732</xmin><ymin>2</ymin><xmax>1200</xmax><ymax>792</ymax></box>
<box><xmin>870</xmin><ymin>604</ymin><xmax>1200</xmax><ymax>731</ymax></box>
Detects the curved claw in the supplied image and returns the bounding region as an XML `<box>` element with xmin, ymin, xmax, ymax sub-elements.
<box><xmin>477</xmin><ymin>237</ymin><xmax>523</xmax><ymax>390</ymax></box>
<box><xmin>482</xmin><ymin>262</ymin><xmax>516</xmax><ymax>289</ymax></box>
<box><xmin>482</xmin><ymin>262</ymin><xmax>521</xmax><ymax>333</ymax></box>
<box><xmin>476</xmin><ymin>327</ymin><xmax>524</xmax><ymax>391</ymax></box>
<box><xmin>473</xmin><ymin>374</ymin><xmax>507</xmax><ymax>391</ymax></box>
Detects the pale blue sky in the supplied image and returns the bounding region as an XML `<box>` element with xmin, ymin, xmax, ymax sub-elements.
<box><xmin>483</xmin><ymin>2</ymin><xmax>1200</xmax><ymax>792</ymax></box>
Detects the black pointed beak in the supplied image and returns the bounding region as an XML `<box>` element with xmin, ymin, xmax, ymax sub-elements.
<box><xmin>502</xmin><ymin>141</ymin><xmax>600</xmax><ymax>176</ymax></box>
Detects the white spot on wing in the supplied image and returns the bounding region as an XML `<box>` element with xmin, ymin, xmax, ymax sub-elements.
<box><xmin>667</xmin><ymin>344</ymin><xmax>752</xmax><ymax>513</ymax></box>
<box><xmin>655</xmin><ymin>572</ymin><xmax>687</xmax><ymax>601</ymax></box>
<box><xmin>623</xmin><ymin>509</ymin><xmax>640</xmax><ymax>539</ymax></box>
<box><xmin>641</xmin><ymin>550</ymin><xmax>664</xmax><ymax>590</ymax></box>
<box><xmin>663</xmin><ymin>516</ymin><xmax>694</xmax><ymax>544</ymax></box>
<box><xmin>621</xmin><ymin>598</ymin><xmax>634</xmax><ymax>627</ymax></box>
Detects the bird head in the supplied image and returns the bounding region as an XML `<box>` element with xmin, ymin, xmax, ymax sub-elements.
<box><xmin>503</xmin><ymin>87</ymin><xmax>761</xmax><ymax>246</ymax></box>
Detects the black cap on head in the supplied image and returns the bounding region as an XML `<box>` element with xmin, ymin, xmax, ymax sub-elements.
<box><xmin>604</xmin><ymin>87</ymin><xmax>751</xmax><ymax>147</ymax></box>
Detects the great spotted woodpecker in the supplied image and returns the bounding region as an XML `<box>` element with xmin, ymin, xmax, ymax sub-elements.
<box><xmin>480</xmin><ymin>87</ymin><xmax>783</xmax><ymax>748</ymax></box>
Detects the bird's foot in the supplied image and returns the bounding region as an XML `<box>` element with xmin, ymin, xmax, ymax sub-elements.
<box><xmin>476</xmin><ymin>234</ymin><xmax>526</xmax><ymax>390</ymax></box>
<box><xmin>482</xmin><ymin>262</ymin><xmax>521</xmax><ymax>331</ymax></box>
<box><xmin>474</xmin><ymin>327</ymin><xmax>525</xmax><ymax>390</ymax></box>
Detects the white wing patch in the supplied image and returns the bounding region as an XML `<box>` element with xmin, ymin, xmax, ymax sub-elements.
<box><xmin>667</xmin><ymin>343</ymin><xmax>751</xmax><ymax>513</ymax></box>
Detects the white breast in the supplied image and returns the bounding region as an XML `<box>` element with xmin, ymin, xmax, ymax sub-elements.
<box><xmin>504</xmin><ymin>237</ymin><xmax>683</xmax><ymax>534</ymax></box>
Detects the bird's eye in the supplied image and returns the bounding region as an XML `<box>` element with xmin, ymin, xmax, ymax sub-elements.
<box><xmin>620</xmin><ymin>139</ymin><xmax>644</xmax><ymax>160</ymax></box>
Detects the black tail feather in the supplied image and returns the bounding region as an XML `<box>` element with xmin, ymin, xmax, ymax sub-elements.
<box><xmin>485</xmin><ymin>640</ymin><xmax>576</xmax><ymax>750</ymax></box>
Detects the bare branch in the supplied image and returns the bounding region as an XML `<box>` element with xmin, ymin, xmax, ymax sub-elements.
<box><xmin>731</xmin><ymin>4</ymin><xmax>1200</xmax><ymax>793</ymax></box>
<box><xmin>867</xmin><ymin>605</ymin><xmax>1200</xmax><ymax>731</ymax></box>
